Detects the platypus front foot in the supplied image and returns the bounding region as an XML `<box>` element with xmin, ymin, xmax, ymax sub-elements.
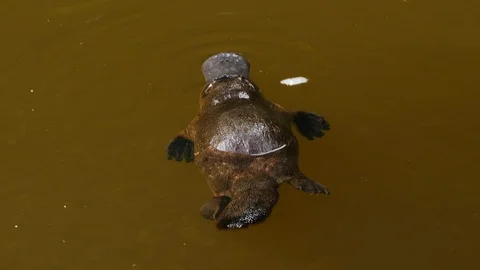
<box><xmin>293</xmin><ymin>111</ymin><xmax>330</xmax><ymax>140</ymax></box>
<box><xmin>167</xmin><ymin>136</ymin><xmax>194</xmax><ymax>162</ymax></box>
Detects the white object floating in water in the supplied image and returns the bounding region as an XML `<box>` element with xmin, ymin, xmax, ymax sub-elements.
<box><xmin>280</xmin><ymin>77</ymin><xmax>308</xmax><ymax>86</ymax></box>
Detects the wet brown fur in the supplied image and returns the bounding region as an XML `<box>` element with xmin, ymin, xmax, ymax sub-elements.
<box><xmin>167</xmin><ymin>75</ymin><xmax>330</xmax><ymax>229</ymax></box>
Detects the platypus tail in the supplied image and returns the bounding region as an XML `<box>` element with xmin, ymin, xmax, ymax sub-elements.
<box><xmin>216</xmin><ymin>178</ymin><xmax>279</xmax><ymax>230</ymax></box>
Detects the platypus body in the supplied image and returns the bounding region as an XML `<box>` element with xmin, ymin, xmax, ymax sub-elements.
<box><xmin>167</xmin><ymin>52</ymin><xmax>330</xmax><ymax>229</ymax></box>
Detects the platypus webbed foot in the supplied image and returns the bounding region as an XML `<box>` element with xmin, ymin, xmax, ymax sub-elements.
<box><xmin>293</xmin><ymin>111</ymin><xmax>330</xmax><ymax>140</ymax></box>
<box><xmin>200</xmin><ymin>196</ymin><xmax>231</xmax><ymax>221</ymax></box>
<box><xmin>288</xmin><ymin>177</ymin><xmax>330</xmax><ymax>195</ymax></box>
<box><xmin>167</xmin><ymin>136</ymin><xmax>194</xmax><ymax>162</ymax></box>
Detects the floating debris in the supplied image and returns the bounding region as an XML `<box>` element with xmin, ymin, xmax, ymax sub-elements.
<box><xmin>280</xmin><ymin>77</ymin><xmax>308</xmax><ymax>86</ymax></box>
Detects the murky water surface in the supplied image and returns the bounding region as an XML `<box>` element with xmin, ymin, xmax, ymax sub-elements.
<box><xmin>1</xmin><ymin>0</ymin><xmax>479</xmax><ymax>269</ymax></box>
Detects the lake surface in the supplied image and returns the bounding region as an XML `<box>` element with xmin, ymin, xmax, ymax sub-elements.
<box><xmin>1</xmin><ymin>0</ymin><xmax>479</xmax><ymax>269</ymax></box>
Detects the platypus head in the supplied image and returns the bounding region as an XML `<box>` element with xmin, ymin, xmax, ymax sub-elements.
<box><xmin>200</xmin><ymin>52</ymin><xmax>262</xmax><ymax>107</ymax></box>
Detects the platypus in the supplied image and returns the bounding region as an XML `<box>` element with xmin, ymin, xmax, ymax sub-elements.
<box><xmin>167</xmin><ymin>52</ymin><xmax>330</xmax><ymax>229</ymax></box>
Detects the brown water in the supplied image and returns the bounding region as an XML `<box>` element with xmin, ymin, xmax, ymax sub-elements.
<box><xmin>1</xmin><ymin>0</ymin><xmax>479</xmax><ymax>269</ymax></box>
